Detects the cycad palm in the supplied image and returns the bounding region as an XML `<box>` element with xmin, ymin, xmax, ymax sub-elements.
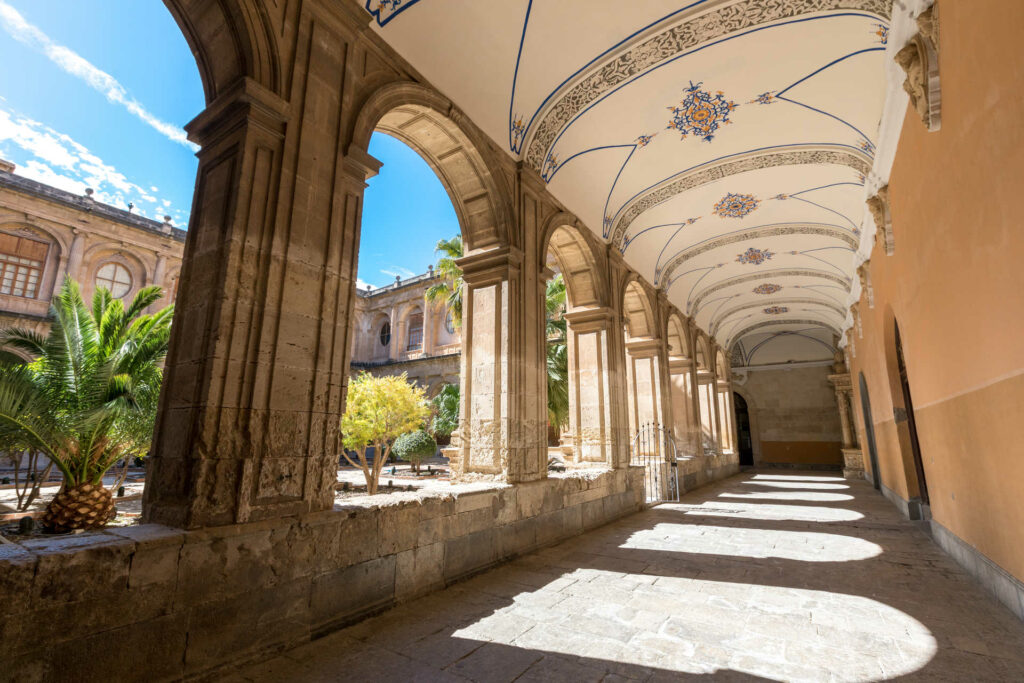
<box><xmin>425</xmin><ymin>235</ymin><xmax>463</xmax><ymax>329</ymax></box>
<box><xmin>0</xmin><ymin>276</ymin><xmax>173</xmax><ymax>531</ymax></box>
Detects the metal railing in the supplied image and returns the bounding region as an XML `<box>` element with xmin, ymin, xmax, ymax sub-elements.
<box><xmin>630</xmin><ymin>423</ymin><xmax>680</xmax><ymax>504</ymax></box>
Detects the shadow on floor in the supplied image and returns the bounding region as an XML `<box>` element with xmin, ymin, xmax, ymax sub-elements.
<box><xmin>230</xmin><ymin>471</ymin><xmax>1024</xmax><ymax>682</ymax></box>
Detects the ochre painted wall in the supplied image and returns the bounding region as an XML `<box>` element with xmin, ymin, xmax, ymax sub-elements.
<box><xmin>850</xmin><ymin>1</ymin><xmax>1024</xmax><ymax>582</ymax></box>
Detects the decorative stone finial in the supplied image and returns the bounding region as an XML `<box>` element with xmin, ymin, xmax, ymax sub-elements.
<box><xmin>84</xmin><ymin>188</ymin><xmax>94</xmax><ymax>199</ymax></box>
<box><xmin>161</xmin><ymin>215</ymin><xmax>173</xmax><ymax>234</ymax></box>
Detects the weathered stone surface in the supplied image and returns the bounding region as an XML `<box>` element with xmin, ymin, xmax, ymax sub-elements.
<box><xmin>0</xmin><ymin>467</ymin><xmax>645</xmax><ymax>680</ymax></box>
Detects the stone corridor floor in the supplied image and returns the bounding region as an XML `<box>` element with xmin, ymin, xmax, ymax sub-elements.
<box><xmin>228</xmin><ymin>471</ymin><xmax>1024</xmax><ymax>681</ymax></box>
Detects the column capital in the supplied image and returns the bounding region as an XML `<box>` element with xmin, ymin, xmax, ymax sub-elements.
<box><xmin>456</xmin><ymin>246</ymin><xmax>523</xmax><ymax>285</ymax></box>
<box><xmin>185</xmin><ymin>76</ymin><xmax>289</xmax><ymax>149</ymax></box>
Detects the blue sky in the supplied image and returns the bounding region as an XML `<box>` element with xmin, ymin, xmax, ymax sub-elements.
<box><xmin>0</xmin><ymin>0</ymin><xmax>456</xmax><ymax>289</ymax></box>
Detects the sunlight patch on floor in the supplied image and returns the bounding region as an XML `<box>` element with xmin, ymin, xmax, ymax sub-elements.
<box><xmin>451</xmin><ymin>570</ymin><xmax>936</xmax><ymax>680</ymax></box>
<box><xmin>666</xmin><ymin>500</ymin><xmax>864</xmax><ymax>522</ymax></box>
<box><xmin>742</xmin><ymin>480</ymin><xmax>850</xmax><ymax>490</ymax></box>
<box><xmin>620</xmin><ymin>523</ymin><xmax>882</xmax><ymax>562</ymax></box>
<box><xmin>720</xmin><ymin>490</ymin><xmax>854</xmax><ymax>502</ymax></box>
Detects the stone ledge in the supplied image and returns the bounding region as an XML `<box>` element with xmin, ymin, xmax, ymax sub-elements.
<box><xmin>0</xmin><ymin>467</ymin><xmax>645</xmax><ymax>681</ymax></box>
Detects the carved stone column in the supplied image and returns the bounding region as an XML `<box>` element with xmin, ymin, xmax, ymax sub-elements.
<box><xmin>563</xmin><ymin>306</ymin><xmax>630</xmax><ymax>468</ymax></box>
<box><xmin>829</xmin><ymin>369</ymin><xmax>864</xmax><ymax>480</ymax></box>
<box><xmin>456</xmin><ymin>246</ymin><xmax>547</xmax><ymax>483</ymax></box>
<box><xmin>144</xmin><ymin>75</ymin><xmax>374</xmax><ymax>528</ymax></box>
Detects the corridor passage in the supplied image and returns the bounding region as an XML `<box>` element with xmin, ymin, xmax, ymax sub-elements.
<box><xmin>232</xmin><ymin>472</ymin><xmax>1024</xmax><ymax>681</ymax></box>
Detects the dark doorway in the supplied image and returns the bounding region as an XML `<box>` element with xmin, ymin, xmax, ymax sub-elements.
<box><xmin>734</xmin><ymin>393</ymin><xmax>754</xmax><ymax>467</ymax></box>
<box><xmin>858</xmin><ymin>373</ymin><xmax>881</xmax><ymax>490</ymax></box>
<box><xmin>895</xmin><ymin>323</ymin><xmax>929</xmax><ymax>504</ymax></box>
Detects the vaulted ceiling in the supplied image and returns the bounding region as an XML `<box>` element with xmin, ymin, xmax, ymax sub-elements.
<box><xmin>368</xmin><ymin>0</ymin><xmax>893</xmax><ymax>355</ymax></box>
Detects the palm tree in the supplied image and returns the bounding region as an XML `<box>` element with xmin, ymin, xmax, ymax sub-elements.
<box><xmin>0</xmin><ymin>277</ymin><xmax>173</xmax><ymax>531</ymax></box>
<box><xmin>545</xmin><ymin>275</ymin><xmax>570</xmax><ymax>432</ymax></box>
<box><xmin>425</xmin><ymin>235</ymin><xmax>463</xmax><ymax>330</ymax></box>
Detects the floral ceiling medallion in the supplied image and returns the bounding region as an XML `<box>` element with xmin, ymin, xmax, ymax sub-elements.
<box><xmin>753</xmin><ymin>283</ymin><xmax>782</xmax><ymax>295</ymax></box>
<box><xmin>736</xmin><ymin>247</ymin><xmax>774</xmax><ymax>265</ymax></box>
<box><xmin>764</xmin><ymin>306</ymin><xmax>789</xmax><ymax>314</ymax></box>
<box><xmin>714</xmin><ymin>192</ymin><xmax>760</xmax><ymax>219</ymax></box>
<box><xmin>666</xmin><ymin>81</ymin><xmax>737</xmax><ymax>142</ymax></box>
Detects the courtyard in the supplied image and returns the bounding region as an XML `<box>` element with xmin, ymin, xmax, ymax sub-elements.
<box><xmin>230</xmin><ymin>472</ymin><xmax>1024</xmax><ymax>681</ymax></box>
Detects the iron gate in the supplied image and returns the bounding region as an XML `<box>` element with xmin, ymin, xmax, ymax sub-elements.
<box><xmin>631</xmin><ymin>423</ymin><xmax>680</xmax><ymax>504</ymax></box>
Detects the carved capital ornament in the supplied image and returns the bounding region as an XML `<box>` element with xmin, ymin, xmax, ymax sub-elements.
<box><xmin>895</xmin><ymin>3</ymin><xmax>941</xmax><ymax>131</ymax></box>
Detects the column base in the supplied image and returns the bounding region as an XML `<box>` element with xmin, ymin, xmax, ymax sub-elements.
<box><xmin>841</xmin><ymin>447</ymin><xmax>865</xmax><ymax>480</ymax></box>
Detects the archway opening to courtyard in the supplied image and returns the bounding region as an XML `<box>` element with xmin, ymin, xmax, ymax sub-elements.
<box><xmin>695</xmin><ymin>336</ymin><xmax>718</xmax><ymax>454</ymax></box>
<box><xmin>666</xmin><ymin>313</ymin><xmax>696</xmax><ymax>457</ymax></box>
<box><xmin>622</xmin><ymin>279</ymin><xmax>663</xmax><ymax>440</ymax></box>
<box><xmin>542</xmin><ymin>221</ymin><xmax>614</xmax><ymax>466</ymax></box>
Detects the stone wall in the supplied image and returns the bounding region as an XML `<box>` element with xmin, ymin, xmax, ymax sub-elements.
<box><xmin>735</xmin><ymin>365</ymin><xmax>843</xmax><ymax>468</ymax></box>
<box><xmin>1</xmin><ymin>468</ymin><xmax>643</xmax><ymax>681</ymax></box>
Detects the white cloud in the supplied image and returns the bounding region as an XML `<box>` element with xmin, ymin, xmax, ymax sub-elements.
<box><xmin>0</xmin><ymin>106</ymin><xmax>189</xmax><ymax>225</ymax></box>
<box><xmin>381</xmin><ymin>266</ymin><xmax>415</xmax><ymax>279</ymax></box>
<box><xmin>0</xmin><ymin>1</ymin><xmax>198</xmax><ymax>151</ymax></box>
<box><xmin>356</xmin><ymin>279</ymin><xmax>376</xmax><ymax>291</ymax></box>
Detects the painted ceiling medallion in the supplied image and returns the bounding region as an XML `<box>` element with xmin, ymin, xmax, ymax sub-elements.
<box><xmin>764</xmin><ymin>306</ymin><xmax>789</xmax><ymax>314</ymax></box>
<box><xmin>666</xmin><ymin>81</ymin><xmax>737</xmax><ymax>142</ymax></box>
<box><xmin>714</xmin><ymin>192</ymin><xmax>759</xmax><ymax>219</ymax></box>
<box><xmin>753</xmin><ymin>283</ymin><xmax>782</xmax><ymax>295</ymax></box>
<box><xmin>736</xmin><ymin>247</ymin><xmax>774</xmax><ymax>265</ymax></box>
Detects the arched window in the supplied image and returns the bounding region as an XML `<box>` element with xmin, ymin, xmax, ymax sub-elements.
<box><xmin>0</xmin><ymin>233</ymin><xmax>47</xmax><ymax>299</ymax></box>
<box><xmin>95</xmin><ymin>262</ymin><xmax>132</xmax><ymax>298</ymax></box>
<box><xmin>407</xmin><ymin>312</ymin><xmax>423</xmax><ymax>351</ymax></box>
<box><xmin>444</xmin><ymin>310</ymin><xmax>455</xmax><ymax>335</ymax></box>
<box><xmin>379</xmin><ymin>321</ymin><xmax>391</xmax><ymax>347</ymax></box>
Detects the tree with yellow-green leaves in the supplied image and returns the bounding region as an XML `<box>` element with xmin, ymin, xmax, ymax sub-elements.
<box><xmin>341</xmin><ymin>372</ymin><xmax>430</xmax><ymax>495</ymax></box>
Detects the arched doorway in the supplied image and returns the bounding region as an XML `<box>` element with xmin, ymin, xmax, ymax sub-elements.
<box><xmin>895</xmin><ymin>323</ymin><xmax>929</xmax><ymax>504</ymax></box>
<box><xmin>858</xmin><ymin>372</ymin><xmax>881</xmax><ymax>490</ymax></box>
<box><xmin>733</xmin><ymin>393</ymin><xmax>754</xmax><ymax>467</ymax></box>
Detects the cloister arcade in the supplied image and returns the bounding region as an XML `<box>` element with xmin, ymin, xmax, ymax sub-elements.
<box><xmin>7</xmin><ymin>1</ymin><xmax>1024</xmax><ymax>679</ymax></box>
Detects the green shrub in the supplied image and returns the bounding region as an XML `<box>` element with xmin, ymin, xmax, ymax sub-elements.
<box><xmin>392</xmin><ymin>430</ymin><xmax>438</xmax><ymax>472</ymax></box>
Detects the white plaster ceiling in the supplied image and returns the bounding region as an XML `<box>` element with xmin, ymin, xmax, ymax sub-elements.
<box><xmin>367</xmin><ymin>0</ymin><xmax>893</xmax><ymax>352</ymax></box>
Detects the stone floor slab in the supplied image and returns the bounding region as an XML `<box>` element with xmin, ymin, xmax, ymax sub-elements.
<box><xmin>233</xmin><ymin>471</ymin><xmax>1024</xmax><ymax>681</ymax></box>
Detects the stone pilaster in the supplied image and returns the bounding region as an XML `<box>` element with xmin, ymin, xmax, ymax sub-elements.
<box><xmin>563</xmin><ymin>306</ymin><xmax>630</xmax><ymax>468</ymax></box>
<box><xmin>144</xmin><ymin>70</ymin><xmax>375</xmax><ymax>527</ymax></box>
<box><xmin>456</xmin><ymin>246</ymin><xmax>547</xmax><ymax>483</ymax></box>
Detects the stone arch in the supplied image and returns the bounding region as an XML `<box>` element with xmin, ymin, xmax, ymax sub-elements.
<box><xmin>695</xmin><ymin>334</ymin><xmax>712</xmax><ymax>371</ymax></box>
<box><xmin>540</xmin><ymin>214</ymin><xmax>605</xmax><ymax>309</ymax></box>
<box><xmin>622</xmin><ymin>278</ymin><xmax>656</xmax><ymax>340</ymax></box>
<box><xmin>351</xmin><ymin>81</ymin><xmax>512</xmax><ymax>252</ymax></box>
<box><xmin>666</xmin><ymin>313</ymin><xmax>690</xmax><ymax>361</ymax></box>
<box><xmin>163</xmin><ymin>0</ymin><xmax>282</xmax><ymax>105</ymax></box>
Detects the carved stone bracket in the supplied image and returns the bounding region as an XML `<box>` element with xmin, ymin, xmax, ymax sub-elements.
<box><xmin>857</xmin><ymin>261</ymin><xmax>875</xmax><ymax>308</ymax></box>
<box><xmin>866</xmin><ymin>184</ymin><xmax>894</xmax><ymax>256</ymax></box>
<box><xmin>895</xmin><ymin>3</ymin><xmax>941</xmax><ymax>131</ymax></box>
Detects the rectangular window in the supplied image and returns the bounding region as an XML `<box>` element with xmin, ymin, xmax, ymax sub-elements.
<box><xmin>407</xmin><ymin>314</ymin><xmax>424</xmax><ymax>351</ymax></box>
<box><xmin>0</xmin><ymin>234</ymin><xmax>47</xmax><ymax>299</ymax></box>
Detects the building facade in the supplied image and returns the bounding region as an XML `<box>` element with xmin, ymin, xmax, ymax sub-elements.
<box><xmin>0</xmin><ymin>160</ymin><xmax>186</xmax><ymax>332</ymax></box>
<box><xmin>349</xmin><ymin>269</ymin><xmax>460</xmax><ymax>395</ymax></box>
